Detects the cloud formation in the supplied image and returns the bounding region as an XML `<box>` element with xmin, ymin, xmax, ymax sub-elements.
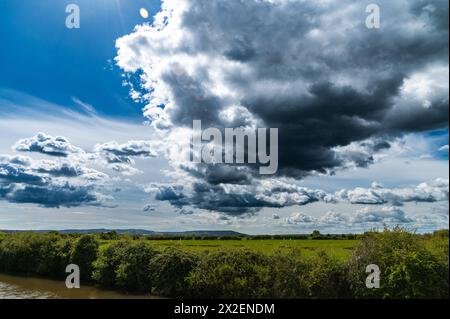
<box><xmin>115</xmin><ymin>0</ymin><xmax>449</xmax><ymax>215</ymax></box>
<box><xmin>149</xmin><ymin>179</ymin><xmax>334</xmax><ymax>215</ymax></box>
<box><xmin>2</xmin><ymin>183</ymin><xmax>108</xmax><ymax>208</ymax></box>
<box><xmin>336</xmin><ymin>178</ymin><xmax>449</xmax><ymax>206</ymax></box>
<box><xmin>318</xmin><ymin>211</ymin><xmax>348</xmax><ymax>225</ymax></box>
<box><xmin>0</xmin><ymin>154</ymin><xmax>110</xmax><ymax>208</ymax></box>
<box><xmin>13</xmin><ymin>132</ymin><xmax>83</xmax><ymax>157</ymax></box>
<box><xmin>94</xmin><ymin>140</ymin><xmax>157</xmax><ymax>164</ymax></box>
<box><xmin>149</xmin><ymin>177</ymin><xmax>448</xmax><ymax>215</ymax></box>
<box><xmin>0</xmin><ymin>132</ymin><xmax>143</xmax><ymax>208</ymax></box>
<box><xmin>93</xmin><ymin>140</ymin><xmax>158</xmax><ymax>176</ymax></box>
<box><xmin>352</xmin><ymin>206</ymin><xmax>413</xmax><ymax>224</ymax></box>
<box><xmin>277</xmin><ymin>206</ymin><xmax>417</xmax><ymax>229</ymax></box>
<box><xmin>285</xmin><ymin>212</ymin><xmax>316</xmax><ymax>225</ymax></box>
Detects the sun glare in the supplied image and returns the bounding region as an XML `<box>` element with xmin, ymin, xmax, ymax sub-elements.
<box><xmin>140</xmin><ymin>8</ymin><xmax>149</xmax><ymax>19</ymax></box>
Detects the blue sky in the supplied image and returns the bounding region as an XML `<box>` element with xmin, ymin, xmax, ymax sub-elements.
<box><xmin>0</xmin><ymin>0</ymin><xmax>160</xmax><ymax>119</ymax></box>
<box><xmin>0</xmin><ymin>0</ymin><xmax>448</xmax><ymax>234</ymax></box>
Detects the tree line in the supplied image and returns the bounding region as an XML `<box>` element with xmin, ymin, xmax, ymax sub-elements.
<box><xmin>95</xmin><ymin>230</ymin><xmax>359</xmax><ymax>241</ymax></box>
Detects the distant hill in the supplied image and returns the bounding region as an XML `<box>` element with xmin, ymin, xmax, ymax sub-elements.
<box><xmin>0</xmin><ymin>229</ymin><xmax>247</xmax><ymax>236</ymax></box>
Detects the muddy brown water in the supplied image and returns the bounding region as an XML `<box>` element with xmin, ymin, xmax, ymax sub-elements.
<box><xmin>0</xmin><ymin>273</ymin><xmax>157</xmax><ymax>299</ymax></box>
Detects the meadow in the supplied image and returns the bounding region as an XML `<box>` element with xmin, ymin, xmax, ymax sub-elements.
<box><xmin>109</xmin><ymin>239</ymin><xmax>359</xmax><ymax>260</ymax></box>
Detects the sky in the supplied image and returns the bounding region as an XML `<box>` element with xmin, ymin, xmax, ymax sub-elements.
<box><xmin>0</xmin><ymin>0</ymin><xmax>448</xmax><ymax>234</ymax></box>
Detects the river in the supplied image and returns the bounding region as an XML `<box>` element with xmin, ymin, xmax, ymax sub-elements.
<box><xmin>0</xmin><ymin>273</ymin><xmax>156</xmax><ymax>299</ymax></box>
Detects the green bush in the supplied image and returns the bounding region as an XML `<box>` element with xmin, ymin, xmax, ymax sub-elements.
<box><xmin>115</xmin><ymin>242</ymin><xmax>157</xmax><ymax>291</ymax></box>
<box><xmin>99</xmin><ymin>231</ymin><xmax>120</xmax><ymax>240</ymax></box>
<box><xmin>347</xmin><ymin>227</ymin><xmax>449</xmax><ymax>299</ymax></box>
<box><xmin>93</xmin><ymin>241</ymin><xmax>157</xmax><ymax>292</ymax></box>
<box><xmin>304</xmin><ymin>251</ymin><xmax>349</xmax><ymax>298</ymax></box>
<box><xmin>433</xmin><ymin>229</ymin><xmax>449</xmax><ymax>238</ymax></box>
<box><xmin>269</xmin><ymin>249</ymin><xmax>310</xmax><ymax>298</ymax></box>
<box><xmin>71</xmin><ymin>235</ymin><xmax>99</xmax><ymax>281</ymax></box>
<box><xmin>0</xmin><ymin>233</ymin><xmax>42</xmax><ymax>274</ymax></box>
<box><xmin>35</xmin><ymin>236</ymin><xmax>73</xmax><ymax>278</ymax></box>
<box><xmin>149</xmin><ymin>247</ymin><xmax>199</xmax><ymax>297</ymax></box>
<box><xmin>0</xmin><ymin>233</ymin><xmax>72</xmax><ymax>278</ymax></box>
<box><xmin>270</xmin><ymin>249</ymin><xmax>349</xmax><ymax>298</ymax></box>
<box><xmin>187</xmin><ymin>250</ymin><xmax>273</xmax><ymax>298</ymax></box>
<box><xmin>92</xmin><ymin>241</ymin><xmax>127</xmax><ymax>288</ymax></box>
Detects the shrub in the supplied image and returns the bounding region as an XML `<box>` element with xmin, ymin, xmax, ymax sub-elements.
<box><xmin>347</xmin><ymin>227</ymin><xmax>449</xmax><ymax>299</ymax></box>
<box><xmin>270</xmin><ymin>249</ymin><xmax>349</xmax><ymax>298</ymax></box>
<box><xmin>115</xmin><ymin>242</ymin><xmax>157</xmax><ymax>291</ymax></box>
<box><xmin>187</xmin><ymin>250</ymin><xmax>273</xmax><ymax>299</ymax></box>
<box><xmin>269</xmin><ymin>249</ymin><xmax>310</xmax><ymax>298</ymax></box>
<box><xmin>433</xmin><ymin>229</ymin><xmax>449</xmax><ymax>238</ymax></box>
<box><xmin>92</xmin><ymin>241</ymin><xmax>127</xmax><ymax>288</ymax></box>
<box><xmin>99</xmin><ymin>231</ymin><xmax>120</xmax><ymax>240</ymax></box>
<box><xmin>149</xmin><ymin>247</ymin><xmax>199</xmax><ymax>297</ymax></box>
<box><xmin>0</xmin><ymin>233</ymin><xmax>73</xmax><ymax>278</ymax></box>
<box><xmin>71</xmin><ymin>235</ymin><xmax>99</xmax><ymax>281</ymax></box>
<box><xmin>304</xmin><ymin>251</ymin><xmax>349</xmax><ymax>298</ymax></box>
<box><xmin>93</xmin><ymin>241</ymin><xmax>157</xmax><ymax>292</ymax></box>
<box><xmin>35</xmin><ymin>235</ymin><xmax>73</xmax><ymax>278</ymax></box>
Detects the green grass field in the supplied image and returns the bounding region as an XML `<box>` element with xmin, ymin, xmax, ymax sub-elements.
<box><xmin>102</xmin><ymin>239</ymin><xmax>359</xmax><ymax>260</ymax></box>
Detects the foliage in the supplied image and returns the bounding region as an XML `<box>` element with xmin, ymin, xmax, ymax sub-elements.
<box><xmin>0</xmin><ymin>232</ymin><xmax>72</xmax><ymax>278</ymax></box>
<box><xmin>93</xmin><ymin>241</ymin><xmax>157</xmax><ymax>292</ymax></box>
<box><xmin>187</xmin><ymin>250</ymin><xmax>273</xmax><ymax>298</ymax></box>
<box><xmin>270</xmin><ymin>249</ymin><xmax>350</xmax><ymax>298</ymax></box>
<box><xmin>99</xmin><ymin>231</ymin><xmax>120</xmax><ymax>240</ymax></box>
<box><xmin>149</xmin><ymin>247</ymin><xmax>199</xmax><ymax>297</ymax></box>
<box><xmin>71</xmin><ymin>235</ymin><xmax>99</xmax><ymax>281</ymax></box>
<box><xmin>0</xmin><ymin>228</ymin><xmax>448</xmax><ymax>298</ymax></box>
<box><xmin>347</xmin><ymin>227</ymin><xmax>449</xmax><ymax>299</ymax></box>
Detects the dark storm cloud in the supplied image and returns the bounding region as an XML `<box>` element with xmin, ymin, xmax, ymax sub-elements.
<box><xmin>180</xmin><ymin>164</ymin><xmax>253</xmax><ymax>185</ymax></box>
<box><xmin>244</xmin><ymin>81</ymin><xmax>403</xmax><ymax>175</ymax></box>
<box><xmin>116</xmin><ymin>0</ymin><xmax>449</xmax><ymax>214</ymax></box>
